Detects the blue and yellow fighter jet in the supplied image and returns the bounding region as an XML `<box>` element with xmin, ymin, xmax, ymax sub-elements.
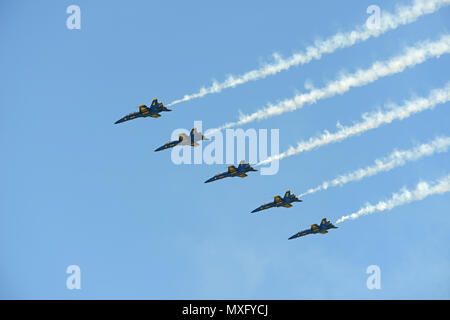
<box><xmin>114</xmin><ymin>99</ymin><xmax>171</xmax><ymax>124</ymax></box>
<box><xmin>204</xmin><ymin>160</ymin><xmax>257</xmax><ymax>183</ymax></box>
<box><xmin>155</xmin><ymin>128</ymin><xmax>209</xmax><ymax>152</ymax></box>
<box><xmin>288</xmin><ymin>218</ymin><xmax>338</xmax><ymax>240</ymax></box>
<box><xmin>251</xmin><ymin>190</ymin><xmax>302</xmax><ymax>213</ymax></box>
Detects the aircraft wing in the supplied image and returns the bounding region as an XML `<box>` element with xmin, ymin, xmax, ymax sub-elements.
<box><xmin>251</xmin><ymin>202</ymin><xmax>276</xmax><ymax>213</ymax></box>
<box><xmin>228</xmin><ymin>166</ymin><xmax>238</xmax><ymax>173</ymax></box>
<box><xmin>274</xmin><ymin>196</ymin><xmax>283</xmax><ymax>204</ymax></box>
<box><xmin>282</xmin><ymin>203</ymin><xmax>293</xmax><ymax>208</ymax></box>
<box><xmin>238</xmin><ymin>173</ymin><xmax>248</xmax><ymax>178</ymax></box>
<box><xmin>139</xmin><ymin>105</ymin><xmax>148</xmax><ymax>113</ymax></box>
<box><xmin>154</xmin><ymin>140</ymin><xmax>181</xmax><ymax>152</ymax></box>
<box><xmin>288</xmin><ymin>229</ymin><xmax>313</xmax><ymax>240</ymax></box>
<box><xmin>311</xmin><ymin>224</ymin><xmax>320</xmax><ymax>233</ymax></box>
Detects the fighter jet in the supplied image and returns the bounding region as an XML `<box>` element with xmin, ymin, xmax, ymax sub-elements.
<box><xmin>288</xmin><ymin>218</ymin><xmax>338</xmax><ymax>240</ymax></box>
<box><xmin>204</xmin><ymin>160</ymin><xmax>257</xmax><ymax>183</ymax></box>
<box><xmin>114</xmin><ymin>99</ymin><xmax>171</xmax><ymax>124</ymax></box>
<box><xmin>155</xmin><ymin>128</ymin><xmax>209</xmax><ymax>152</ymax></box>
<box><xmin>251</xmin><ymin>190</ymin><xmax>302</xmax><ymax>213</ymax></box>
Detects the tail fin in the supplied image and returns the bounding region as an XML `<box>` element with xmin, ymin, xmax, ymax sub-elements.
<box><xmin>238</xmin><ymin>160</ymin><xmax>247</xmax><ymax>168</ymax></box>
<box><xmin>151</xmin><ymin>99</ymin><xmax>158</xmax><ymax>106</ymax></box>
<box><xmin>284</xmin><ymin>190</ymin><xmax>291</xmax><ymax>198</ymax></box>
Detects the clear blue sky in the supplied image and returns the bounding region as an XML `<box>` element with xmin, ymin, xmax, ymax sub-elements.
<box><xmin>1</xmin><ymin>0</ymin><xmax>449</xmax><ymax>299</ymax></box>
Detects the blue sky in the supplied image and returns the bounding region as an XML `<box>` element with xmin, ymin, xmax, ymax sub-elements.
<box><xmin>1</xmin><ymin>0</ymin><xmax>449</xmax><ymax>299</ymax></box>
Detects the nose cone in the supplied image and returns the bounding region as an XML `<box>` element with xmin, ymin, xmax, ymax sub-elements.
<box><xmin>114</xmin><ymin>118</ymin><xmax>125</xmax><ymax>124</ymax></box>
<box><xmin>204</xmin><ymin>175</ymin><xmax>217</xmax><ymax>183</ymax></box>
<box><xmin>288</xmin><ymin>231</ymin><xmax>303</xmax><ymax>240</ymax></box>
<box><xmin>154</xmin><ymin>145</ymin><xmax>165</xmax><ymax>152</ymax></box>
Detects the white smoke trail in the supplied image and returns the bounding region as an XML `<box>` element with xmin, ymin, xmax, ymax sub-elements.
<box><xmin>299</xmin><ymin>136</ymin><xmax>450</xmax><ymax>197</ymax></box>
<box><xmin>168</xmin><ymin>0</ymin><xmax>450</xmax><ymax>107</ymax></box>
<box><xmin>257</xmin><ymin>83</ymin><xmax>450</xmax><ymax>166</ymax></box>
<box><xmin>215</xmin><ymin>34</ymin><xmax>450</xmax><ymax>131</ymax></box>
<box><xmin>336</xmin><ymin>173</ymin><xmax>450</xmax><ymax>223</ymax></box>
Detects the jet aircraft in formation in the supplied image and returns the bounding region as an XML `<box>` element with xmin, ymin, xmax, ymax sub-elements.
<box><xmin>204</xmin><ymin>161</ymin><xmax>257</xmax><ymax>183</ymax></box>
<box><xmin>251</xmin><ymin>190</ymin><xmax>302</xmax><ymax>213</ymax></box>
<box><xmin>115</xmin><ymin>97</ymin><xmax>339</xmax><ymax>239</ymax></box>
<box><xmin>288</xmin><ymin>218</ymin><xmax>338</xmax><ymax>240</ymax></box>
<box><xmin>155</xmin><ymin>128</ymin><xmax>209</xmax><ymax>152</ymax></box>
<box><xmin>115</xmin><ymin>99</ymin><xmax>171</xmax><ymax>124</ymax></box>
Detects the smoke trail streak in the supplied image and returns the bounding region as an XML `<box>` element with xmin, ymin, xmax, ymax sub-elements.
<box><xmin>336</xmin><ymin>174</ymin><xmax>450</xmax><ymax>223</ymax></box>
<box><xmin>299</xmin><ymin>137</ymin><xmax>450</xmax><ymax>197</ymax></box>
<box><xmin>257</xmin><ymin>83</ymin><xmax>450</xmax><ymax>166</ymax></box>
<box><xmin>214</xmin><ymin>35</ymin><xmax>450</xmax><ymax>131</ymax></box>
<box><xmin>168</xmin><ymin>0</ymin><xmax>450</xmax><ymax>107</ymax></box>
